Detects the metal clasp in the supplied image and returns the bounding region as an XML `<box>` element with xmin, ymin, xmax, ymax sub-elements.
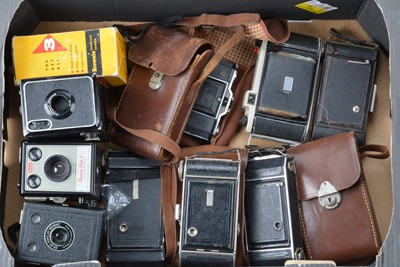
<box><xmin>318</xmin><ymin>181</ymin><xmax>341</xmax><ymax>210</ymax></box>
<box><xmin>149</xmin><ymin>71</ymin><xmax>164</xmax><ymax>90</ymax></box>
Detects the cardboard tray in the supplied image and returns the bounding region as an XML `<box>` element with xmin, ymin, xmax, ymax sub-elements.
<box><xmin>0</xmin><ymin>0</ymin><xmax>399</xmax><ymax>266</ymax></box>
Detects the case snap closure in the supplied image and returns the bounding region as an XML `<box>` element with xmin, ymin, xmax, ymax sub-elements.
<box><xmin>318</xmin><ymin>181</ymin><xmax>341</xmax><ymax>210</ymax></box>
<box><xmin>149</xmin><ymin>71</ymin><xmax>164</xmax><ymax>90</ymax></box>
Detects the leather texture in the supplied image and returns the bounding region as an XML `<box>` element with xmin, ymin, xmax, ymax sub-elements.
<box><xmin>312</xmin><ymin>41</ymin><xmax>378</xmax><ymax>145</ymax></box>
<box><xmin>288</xmin><ymin>132</ymin><xmax>381</xmax><ymax>265</ymax></box>
<box><xmin>110</xmin><ymin>26</ymin><xmax>213</xmax><ymax>161</ymax></box>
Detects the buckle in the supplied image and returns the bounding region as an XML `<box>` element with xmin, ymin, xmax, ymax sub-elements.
<box><xmin>318</xmin><ymin>181</ymin><xmax>341</xmax><ymax>210</ymax></box>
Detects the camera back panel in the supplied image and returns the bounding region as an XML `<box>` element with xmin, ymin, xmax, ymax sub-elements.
<box><xmin>245</xmin><ymin>152</ymin><xmax>304</xmax><ymax>265</ymax></box>
<box><xmin>17</xmin><ymin>202</ymin><xmax>105</xmax><ymax>265</ymax></box>
<box><xmin>105</xmin><ymin>151</ymin><xmax>164</xmax><ymax>266</ymax></box>
<box><xmin>244</xmin><ymin>33</ymin><xmax>323</xmax><ymax>144</ymax></box>
<box><xmin>179</xmin><ymin>158</ymin><xmax>241</xmax><ymax>267</ymax></box>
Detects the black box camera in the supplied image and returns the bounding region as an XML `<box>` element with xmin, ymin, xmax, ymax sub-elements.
<box><xmin>177</xmin><ymin>156</ymin><xmax>241</xmax><ymax>267</ymax></box>
<box><xmin>19</xmin><ymin>141</ymin><xmax>102</xmax><ymax>203</ymax></box>
<box><xmin>20</xmin><ymin>75</ymin><xmax>107</xmax><ymax>141</ymax></box>
<box><xmin>184</xmin><ymin>60</ymin><xmax>236</xmax><ymax>142</ymax></box>
<box><xmin>105</xmin><ymin>151</ymin><xmax>165</xmax><ymax>267</ymax></box>
<box><xmin>243</xmin><ymin>33</ymin><xmax>323</xmax><ymax>144</ymax></box>
<box><xmin>17</xmin><ymin>202</ymin><xmax>105</xmax><ymax>265</ymax></box>
<box><xmin>245</xmin><ymin>148</ymin><xmax>304</xmax><ymax>265</ymax></box>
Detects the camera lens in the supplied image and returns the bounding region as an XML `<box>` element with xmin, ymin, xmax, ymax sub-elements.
<box><xmin>44</xmin><ymin>155</ymin><xmax>71</xmax><ymax>182</ymax></box>
<box><xmin>51</xmin><ymin>227</ymin><xmax>69</xmax><ymax>246</ymax></box>
<box><xmin>45</xmin><ymin>222</ymin><xmax>74</xmax><ymax>251</ymax></box>
<box><xmin>45</xmin><ymin>90</ymin><xmax>75</xmax><ymax>119</ymax></box>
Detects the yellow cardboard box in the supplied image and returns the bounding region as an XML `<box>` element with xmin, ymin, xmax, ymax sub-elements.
<box><xmin>12</xmin><ymin>27</ymin><xmax>127</xmax><ymax>87</ymax></box>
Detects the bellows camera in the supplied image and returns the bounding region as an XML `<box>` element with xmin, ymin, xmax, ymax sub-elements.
<box><xmin>177</xmin><ymin>156</ymin><xmax>241</xmax><ymax>267</ymax></box>
<box><xmin>243</xmin><ymin>33</ymin><xmax>323</xmax><ymax>144</ymax></box>
<box><xmin>17</xmin><ymin>202</ymin><xmax>105</xmax><ymax>265</ymax></box>
<box><xmin>184</xmin><ymin>60</ymin><xmax>236</xmax><ymax>142</ymax></box>
<box><xmin>19</xmin><ymin>141</ymin><xmax>102</xmax><ymax>202</ymax></box>
<box><xmin>20</xmin><ymin>75</ymin><xmax>106</xmax><ymax>140</ymax></box>
<box><xmin>245</xmin><ymin>148</ymin><xmax>304</xmax><ymax>265</ymax></box>
<box><xmin>105</xmin><ymin>151</ymin><xmax>165</xmax><ymax>266</ymax></box>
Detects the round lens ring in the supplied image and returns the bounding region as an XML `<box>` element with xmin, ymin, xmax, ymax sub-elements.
<box><xmin>51</xmin><ymin>227</ymin><xmax>69</xmax><ymax>246</ymax></box>
<box><xmin>45</xmin><ymin>89</ymin><xmax>75</xmax><ymax>119</ymax></box>
<box><xmin>44</xmin><ymin>155</ymin><xmax>71</xmax><ymax>182</ymax></box>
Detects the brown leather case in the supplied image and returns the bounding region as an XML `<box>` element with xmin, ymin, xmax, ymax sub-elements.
<box><xmin>109</xmin><ymin>26</ymin><xmax>213</xmax><ymax>162</ymax></box>
<box><xmin>287</xmin><ymin>132</ymin><xmax>383</xmax><ymax>265</ymax></box>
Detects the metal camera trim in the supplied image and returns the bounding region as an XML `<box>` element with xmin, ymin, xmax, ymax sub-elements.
<box><xmin>44</xmin><ymin>89</ymin><xmax>75</xmax><ymax>119</ymax></box>
<box><xmin>44</xmin><ymin>221</ymin><xmax>75</xmax><ymax>252</ymax></box>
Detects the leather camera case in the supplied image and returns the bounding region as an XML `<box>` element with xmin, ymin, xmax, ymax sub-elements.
<box><xmin>109</xmin><ymin>26</ymin><xmax>213</xmax><ymax>162</ymax></box>
<box><xmin>288</xmin><ymin>132</ymin><xmax>382</xmax><ymax>265</ymax></box>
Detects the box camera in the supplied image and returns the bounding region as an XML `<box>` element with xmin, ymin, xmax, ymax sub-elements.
<box><xmin>105</xmin><ymin>151</ymin><xmax>165</xmax><ymax>267</ymax></box>
<box><xmin>20</xmin><ymin>74</ymin><xmax>107</xmax><ymax>141</ymax></box>
<box><xmin>245</xmin><ymin>148</ymin><xmax>304</xmax><ymax>265</ymax></box>
<box><xmin>17</xmin><ymin>202</ymin><xmax>105</xmax><ymax>265</ymax></box>
<box><xmin>243</xmin><ymin>33</ymin><xmax>323</xmax><ymax>144</ymax></box>
<box><xmin>19</xmin><ymin>141</ymin><xmax>102</xmax><ymax>203</ymax></box>
<box><xmin>312</xmin><ymin>41</ymin><xmax>379</xmax><ymax>145</ymax></box>
<box><xmin>184</xmin><ymin>60</ymin><xmax>236</xmax><ymax>142</ymax></box>
<box><xmin>178</xmin><ymin>156</ymin><xmax>241</xmax><ymax>267</ymax></box>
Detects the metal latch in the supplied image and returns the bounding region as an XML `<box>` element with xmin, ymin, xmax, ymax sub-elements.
<box><xmin>149</xmin><ymin>71</ymin><xmax>164</xmax><ymax>90</ymax></box>
<box><xmin>318</xmin><ymin>181</ymin><xmax>341</xmax><ymax>210</ymax></box>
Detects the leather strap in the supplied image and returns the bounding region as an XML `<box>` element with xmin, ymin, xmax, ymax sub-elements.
<box><xmin>114</xmin><ymin>113</ymin><xmax>181</xmax><ymax>163</ymax></box>
<box><xmin>190</xmin><ymin>26</ymin><xmax>246</xmax><ymax>92</ymax></box>
<box><xmin>359</xmin><ymin>144</ymin><xmax>390</xmax><ymax>159</ymax></box>
<box><xmin>161</xmin><ymin>164</ymin><xmax>178</xmax><ymax>263</ymax></box>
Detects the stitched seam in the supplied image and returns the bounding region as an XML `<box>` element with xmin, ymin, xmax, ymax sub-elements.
<box><xmin>359</xmin><ymin>179</ymin><xmax>381</xmax><ymax>251</ymax></box>
<box><xmin>299</xmin><ymin>202</ymin><xmax>313</xmax><ymax>259</ymax></box>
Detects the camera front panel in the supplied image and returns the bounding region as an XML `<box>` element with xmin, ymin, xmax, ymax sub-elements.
<box><xmin>180</xmin><ymin>158</ymin><xmax>240</xmax><ymax>254</ymax></box>
<box><xmin>184</xmin><ymin>61</ymin><xmax>236</xmax><ymax>141</ymax></box>
<box><xmin>20</xmin><ymin>142</ymin><xmax>97</xmax><ymax>197</ymax></box>
<box><xmin>17</xmin><ymin>202</ymin><xmax>104</xmax><ymax>265</ymax></box>
<box><xmin>21</xmin><ymin>75</ymin><xmax>98</xmax><ymax>135</ymax></box>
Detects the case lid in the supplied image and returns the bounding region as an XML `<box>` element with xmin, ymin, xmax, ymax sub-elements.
<box><xmin>128</xmin><ymin>26</ymin><xmax>212</xmax><ymax>76</ymax></box>
<box><xmin>288</xmin><ymin>131</ymin><xmax>361</xmax><ymax>201</ymax></box>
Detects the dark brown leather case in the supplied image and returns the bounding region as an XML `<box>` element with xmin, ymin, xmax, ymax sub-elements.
<box><xmin>109</xmin><ymin>26</ymin><xmax>213</xmax><ymax>162</ymax></box>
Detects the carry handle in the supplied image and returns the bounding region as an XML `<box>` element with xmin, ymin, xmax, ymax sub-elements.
<box><xmin>359</xmin><ymin>144</ymin><xmax>390</xmax><ymax>159</ymax></box>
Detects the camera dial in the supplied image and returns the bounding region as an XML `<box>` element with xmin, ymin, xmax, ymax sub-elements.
<box><xmin>44</xmin><ymin>155</ymin><xmax>71</xmax><ymax>182</ymax></box>
<box><xmin>45</xmin><ymin>89</ymin><xmax>75</xmax><ymax>119</ymax></box>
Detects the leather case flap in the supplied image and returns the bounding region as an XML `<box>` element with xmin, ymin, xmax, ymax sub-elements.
<box><xmin>128</xmin><ymin>26</ymin><xmax>211</xmax><ymax>76</ymax></box>
<box><xmin>288</xmin><ymin>132</ymin><xmax>361</xmax><ymax>201</ymax></box>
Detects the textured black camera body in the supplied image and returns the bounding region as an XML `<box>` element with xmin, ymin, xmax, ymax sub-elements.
<box><xmin>178</xmin><ymin>157</ymin><xmax>241</xmax><ymax>267</ymax></box>
<box><xmin>105</xmin><ymin>151</ymin><xmax>164</xmax><ymax>267</ymax></box>
<box><xmin>17</xmin><ymin>202</ymin><xmax>105</xmax><ymax>265</ymax></box>
<box><xmin>184</xmin><ymin>60</ymin><xmax>236</xmax><ymax>142</ymax></box>
<box><xmin>20</xmin><ymin>75</ymin><xmax>106</xmax><ymax>140</ymax></box>
<box><xmin>19</xmin><ymin>141</ymin><xmax>102</xmax><ymax>202</ymax></box>
<box><xmin>245</xmin><ymin>149</ymin><xmax>304</xmax><ymax>265</ymax></box>
<box><xmin>243</xmin><ymin>33</ymin><xmax>323</xmax><ymax>144</ymax></box>
<box><xmin>312</xmin><ymin>41</ymin><xmax>379</xmax><ymax>145</ymax></box>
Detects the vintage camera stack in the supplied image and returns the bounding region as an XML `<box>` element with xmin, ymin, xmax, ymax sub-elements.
<box><xmin>10</xmin><ymin>21</ymin><xmax>384</xmax><ymax>267</ymax></box>
<box><xmin>16</xmin><ymin>74</ymin><xmax>107</xmax><ymax>265</ymax></box>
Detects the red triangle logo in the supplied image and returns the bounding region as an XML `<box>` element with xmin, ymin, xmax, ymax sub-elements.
<box><xmin>33</xmin><ymin>34</ymin><xmax>68</xmax><ymax>54</ymax></box>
